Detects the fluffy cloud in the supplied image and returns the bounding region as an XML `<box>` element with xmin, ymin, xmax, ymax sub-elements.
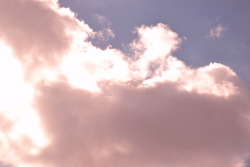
<box><xmin>0</xmin><ymin>0</ymin><xmax>250</xmax><ymax>167</ymax></box>
<box><xmin>0</xmin><ymin>0</ymin><xmax>92</xmax><ymax>79</ymax></box>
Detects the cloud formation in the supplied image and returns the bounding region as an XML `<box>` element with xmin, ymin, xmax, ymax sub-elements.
<box><xmin>206</xmin><ymin>24</ymin><xmax>227</xmax><ymax>39</ymax></box>
<box><xmin>91</xmin><ymin>14</ymin><xmax>115</xmax><ymax>47</ymax></box>
<box><xmin>0</xmin><ymin>0</ymin><xmax>250</xmax><ymax>167</ymax></box>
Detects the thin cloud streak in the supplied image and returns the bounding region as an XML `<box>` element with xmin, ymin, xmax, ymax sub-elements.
<box><xmin>0</xmin><ymin>0</ymin><xmax>250</xmax><ymax>167</ymax></box>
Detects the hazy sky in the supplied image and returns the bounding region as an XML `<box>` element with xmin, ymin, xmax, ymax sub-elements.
<box><xmin>0</xmin><ymin>0</ymin><xmax>250</xmax><ymax>167</ymax></box>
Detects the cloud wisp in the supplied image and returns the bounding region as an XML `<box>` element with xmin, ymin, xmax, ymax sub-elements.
<box><xmin>206</xmin><ymin>24</ymin><xmax>227</xmax><ymax>39</ymax></box>
<box><xmin>0</xmin><ymin>1</ymin><xmax>250</xmax><ymax>167</ymax></box>
<box><xmin>91</xmin><ymin>14</ymin><xmax>115</xmax><ymax>46</ymax></box>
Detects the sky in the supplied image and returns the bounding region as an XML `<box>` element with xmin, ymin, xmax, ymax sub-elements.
<box><xmin>59</xmin><ymin>0</ymin><xmax>250</xmax><ymax>86</ymax></box>
<box><xmin>0</xmin><ymin>0</ymin><xmax>250</xmax><ymax>167</ymax></box>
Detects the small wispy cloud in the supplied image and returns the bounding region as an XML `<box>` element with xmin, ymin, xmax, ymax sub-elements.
<box><xmin>94</xmin><ymin>13</ymin><xmax>112</xmax><ymax>27</ymax></box>
<box><xmin>92</xmin><ymin>14</ymin><xmax>115</xmax><ymax>44</ymax></box>
<box><xmin>206</xmin><ymin>24</ymin><xmax>227</xmax><ymax>39</ymax></box>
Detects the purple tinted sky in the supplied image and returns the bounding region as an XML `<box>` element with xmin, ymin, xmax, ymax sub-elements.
<box><xmin>59</xmin><ymin>0</ymin><xmax>250</xmax><ymax>86</ymax></box>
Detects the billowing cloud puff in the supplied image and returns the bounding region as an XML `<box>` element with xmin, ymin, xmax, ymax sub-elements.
<box><xmin>0</xmin><ymin>0</ymin><xmax>92</xmax><ymax>79</ymax></box>
<box><xmin>0</xmin><ymin>0</ymin><xmax>250</xmax><ymax>167</ymax></box>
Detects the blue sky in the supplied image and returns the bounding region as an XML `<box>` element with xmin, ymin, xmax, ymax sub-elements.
<box><xmin>59</xmin><ymin>0</ymin><xmax>250</xmax><ymax>86</ymax></box>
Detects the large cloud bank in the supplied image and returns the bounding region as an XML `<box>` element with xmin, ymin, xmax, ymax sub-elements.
<box><xmin>0</xmin><ymin>0</ymin><xmax>250</xmax><ymax>167</ymax></box>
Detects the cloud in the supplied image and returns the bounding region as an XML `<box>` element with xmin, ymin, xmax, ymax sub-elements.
<box><xmin>0</xmin><ymin>0</ymin><xmax>92</xmax><ymax>79</ymax></box>
<box><xmin>91</xmin><ymin>14</ymin><xmax>115</xmax><ymax>46</ymax></box>
<box><xmin>0</xmin><ymin>0</ymin><xmax>250</xmax><ymax>167</ymax></box>
<box><xmin>93</xmin><ymin>14</ymin><xmax>112</xmax><ymax>27</ymax></box>
<box><xmin>32</xmin><ymin>80</ymin><xmax>250</xmax><ymax>167</ymax></box>
<box><xmin>206</xmin><ymin>24</ymin><xmax>227</xmax><ymax>39</ymax></box>
<box><xmin>93</xmin><ymin>28</ymin><xmax>115</xmax><ymax>42</ymax></box>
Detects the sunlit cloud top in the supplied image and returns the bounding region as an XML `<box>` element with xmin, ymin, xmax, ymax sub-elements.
<box><xmin>0</xmin><ymin>0</ymin><xmax>250</xmax><ymax>167</ymax></box>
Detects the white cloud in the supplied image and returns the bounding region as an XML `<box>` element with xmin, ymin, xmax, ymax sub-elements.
<box><xmin>0</xmin><ymin>0</ymin><xmax>250</xmax><ymax>167</ymax></box>
<box><xmin>206</xmin><ymin>24</ymin><xmax>227</xmax><ymax>39</ymax></box>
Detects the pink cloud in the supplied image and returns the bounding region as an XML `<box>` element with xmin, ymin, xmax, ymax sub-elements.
<box><xmin>206</xmin><ymin>24</ymin><xmax>227</xmax><ymax>39</ymax></box>
<box><xmin>0</xmin><ymin>0</ymin><xmax>92</xmax><ymax>80</ymax></box>
<box><xmin>30</xmin><ymin>81</ymin><xmax>250</xmax><ymax>167</ymax></box>
<box><xmin>0</xmin><ymin>0</ymin><xmax>250</xmax><ymax>167</ymax></box>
